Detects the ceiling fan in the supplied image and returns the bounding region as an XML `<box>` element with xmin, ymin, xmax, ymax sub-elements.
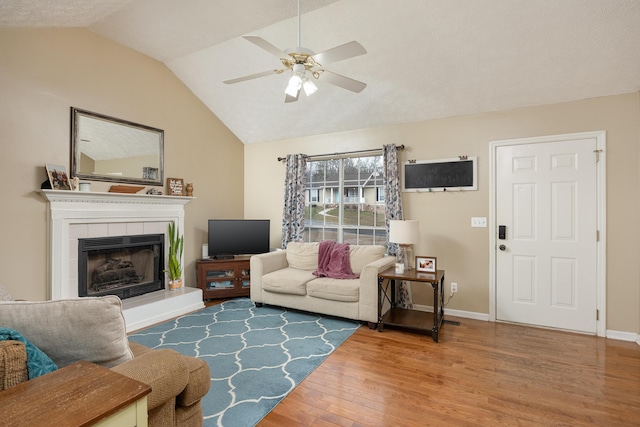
<box><xmin>223</xmin><ymin>0</ymin><xmax>367</xmax><ymax>103</ymax></box>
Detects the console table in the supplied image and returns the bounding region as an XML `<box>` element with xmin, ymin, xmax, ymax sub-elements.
<box><xmin>196</xmin><ymin>256</ymin><xmax>251</xmax><ymax>300</ymax></box>
<box><xmin>0</xmin><ymin>360</ymin><xmax>151</xmax><ymax>426</ymax></box>
<box><xmin>378</xmin><ymin>268</ymin><xmax>459</xmax><ymax>342</ymax></box>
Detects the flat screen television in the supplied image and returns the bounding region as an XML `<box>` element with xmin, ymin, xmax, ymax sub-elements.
<box><xmin>208</xmin><ymin>219</ymin><xmax>270</xmax><ymax>259</ymax></box>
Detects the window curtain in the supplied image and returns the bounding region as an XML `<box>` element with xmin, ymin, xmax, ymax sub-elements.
<box><xmin>383</xmin><ymin>144</ymin><xmax>412</xmax><ymax>309</ymax></box>
<box><xmin>281</xmin><ymin>154</ymin><xmax>307</xmax><ymax>249</ymax></box>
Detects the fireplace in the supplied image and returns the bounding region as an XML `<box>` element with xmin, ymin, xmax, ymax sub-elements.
<box><xmin>78</xmin><ymin>234</ymin><xmax>164</xmax><ymax>299</ymax></box>
<box><xmin>40</xmin><ymin>190</ymin><xmax>204</xmax><ymax>332</ymax></box>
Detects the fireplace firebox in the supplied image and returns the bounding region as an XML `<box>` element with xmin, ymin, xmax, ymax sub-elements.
<box><xmin>78</xmin><ymin>234</ymin><xmax>164</xmax><ymax>300</ymax></box>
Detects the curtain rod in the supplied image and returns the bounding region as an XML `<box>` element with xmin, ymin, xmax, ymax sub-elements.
<box><xmin>277</xmin><ymin>144</ymin><xmax>405</xmax><ymax>162</ymax></box>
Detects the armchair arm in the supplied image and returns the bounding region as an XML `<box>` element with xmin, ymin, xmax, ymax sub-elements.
<box><xmin>250</xmin><ymin>251</ymin><xmax>288</xmax><ymax>303</ymax></box>
<box><xmin>358</xmin><ymin>255</ymin><xmax>396</xmax><ymax>323</ymax></box>
<box><xmin>111</xmin><ymin>348</ymin><xmax>189</xmax><ymax>411</ymax></box>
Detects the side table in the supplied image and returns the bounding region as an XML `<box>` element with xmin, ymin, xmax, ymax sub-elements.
<box><xmin>0</xmin><ymin>360</ymin><xmax>151</xmax><ymax>426</ymax></box>
<box><xmin>378</xmin><ymin>268</ymin><xmax>459</xmax><ymax>342</ymax></box>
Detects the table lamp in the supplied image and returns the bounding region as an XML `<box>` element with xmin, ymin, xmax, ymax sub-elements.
<box><xmin>389</xmin><ymin>220</ymin><xmax>419</xmax><ymax>273</ymax></box>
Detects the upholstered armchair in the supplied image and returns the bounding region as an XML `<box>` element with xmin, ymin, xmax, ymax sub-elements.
<box><xmin>0</xmin><ymin>294</ymin><xmax>210</xmax><ymax>427</ymax></box>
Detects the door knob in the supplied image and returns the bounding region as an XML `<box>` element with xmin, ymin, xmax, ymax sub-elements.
<box><xmin>499</xmin><ymin>244</ymin><xmax>506</xmax><ymax>251</ymax></box>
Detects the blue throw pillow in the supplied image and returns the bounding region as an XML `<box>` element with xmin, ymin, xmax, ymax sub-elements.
<box><xmin>0</xmin><ymin>327</ymin><xmax>58</xmax><ymax>379</ymax></box>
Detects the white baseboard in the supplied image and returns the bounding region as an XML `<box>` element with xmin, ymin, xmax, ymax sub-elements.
<box><xmin>412</xmin><ymin>304</ymin><xmax>490</xmax><ymax>321</ymax></box>
<box><xmin>606</xmin><ymin>329</ymin><xmax>640</xmax><ymax>343</ymax></box>
<box><xmin>413</xmin><ymin>304</ymin><xmax>639</xmax><ymax>345</ymax></box>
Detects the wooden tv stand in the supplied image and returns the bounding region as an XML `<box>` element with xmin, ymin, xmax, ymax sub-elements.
<box><xmin>196</xmin><ymin>256</ymin><xmax>251</xmax><ymax>300</ymax></box>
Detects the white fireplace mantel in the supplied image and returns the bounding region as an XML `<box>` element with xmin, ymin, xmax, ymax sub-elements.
<box><xmin>39</xmin><ymin>190</ymin><xmax>204</xmax><ymax>331</ymax></box>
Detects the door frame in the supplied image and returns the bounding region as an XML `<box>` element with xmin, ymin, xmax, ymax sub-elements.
<box><xmin>489</xmin><ymin>131</ymin><xmax>607</xmax><ymax>336</ymax></box>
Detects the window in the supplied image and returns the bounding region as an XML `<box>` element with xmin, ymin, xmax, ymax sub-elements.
<box><xmin>304</xmin><ymin>155</ymin><xmax>387</xmax><ymax>245</ymax></box>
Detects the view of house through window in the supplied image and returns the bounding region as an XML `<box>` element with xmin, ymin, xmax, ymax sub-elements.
<box><xmin>303</xmin><ymin>155</ymin><xmax>387</xmax><ymax>245</ymax></box>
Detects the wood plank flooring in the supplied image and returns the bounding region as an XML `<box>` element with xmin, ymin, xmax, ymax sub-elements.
<box><xmin>257</xmin><ymin>317</ymin><xmax>640</xmax><ymax>427</ymax></box>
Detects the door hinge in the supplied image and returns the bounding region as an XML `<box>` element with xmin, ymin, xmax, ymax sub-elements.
<box><xmin>596</xmin><ymin>309</ymin><xmax>599</xmax><ymax>321</ymax></box>
<box><xmin>596</xmin><ymin>230</ymin><xmax>600</xmax><ymax>241</ymax></box>
<box><xmin>594</xmin><ymin>149</ymin><xmax>603</xmax><ymax>162</ymax></box>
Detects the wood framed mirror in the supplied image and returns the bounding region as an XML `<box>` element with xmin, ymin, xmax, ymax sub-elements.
<box><xmin>71</xmin><ymin>107</ymin><xmax>164</xmax><ymax>186</ymax></box>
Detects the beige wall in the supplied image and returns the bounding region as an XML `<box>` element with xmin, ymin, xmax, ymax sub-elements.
<box><xmin>245</xmin><ymin>93</ymin><xmax>640</xmax><ymax>334</ymax></box>
<box><xmin>0</xmin><ymin>28</ymin><xmax>244</xmax><ymax>300</ymax></box>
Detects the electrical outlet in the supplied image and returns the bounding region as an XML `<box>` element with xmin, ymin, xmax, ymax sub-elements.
<box><xmin>450</xmin><ymin>282</ymin><xmax>458</xmax><ymax>296</ymax></box>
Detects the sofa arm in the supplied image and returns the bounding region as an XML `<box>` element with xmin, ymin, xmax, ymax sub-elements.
<box><xmin>111</xmin><ymin>348</ymin><xmax>189</xmax><ymax>411</ymax></box>
<box><xmin>250</xmin><ymin>251</ymin><xmax>288</xmax><ymax>303</ymax></box>
<box><xmin>358</xmin><ymin>255</ymin><xmax>397</xmax><ymax>323</ymax></box>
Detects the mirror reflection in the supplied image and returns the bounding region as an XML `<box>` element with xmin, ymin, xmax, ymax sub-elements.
<box><xmin>71</xmin><ymin>108</ymin><xmax>164</xmax><ymax>186</ymax></box>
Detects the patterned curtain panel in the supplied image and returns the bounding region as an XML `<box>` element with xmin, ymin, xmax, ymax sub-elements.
<box><xmin>281</xmin><ymin>154</ymin><xmax>307</xmax><ymax>249</ymax></box>
<box><xmin>383</xmin><ymin>144</ymin><xmax>412</xmax><ymax>309</ymax></box>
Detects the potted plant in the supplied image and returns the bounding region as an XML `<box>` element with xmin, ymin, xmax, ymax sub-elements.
<box><xmin>164</xmin><ymin>222</ymin><xmax>184</xmax><ymax>290</ymax></box>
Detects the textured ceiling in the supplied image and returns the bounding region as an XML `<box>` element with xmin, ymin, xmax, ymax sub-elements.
<box><xmin>2</xmin><ymin>0</ymin><xmax>640</xmax><ymax>144</ymax></box>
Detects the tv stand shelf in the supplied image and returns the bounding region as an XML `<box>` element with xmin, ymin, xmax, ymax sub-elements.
<box><xmin>196</xmin><ymin>256</ymin><xmax>251</xmax><ymax>300</ymax></box>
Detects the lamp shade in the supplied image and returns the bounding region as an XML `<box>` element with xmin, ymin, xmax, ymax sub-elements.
<box><xmin>389</xmin><ymin>220</ymin><xmax>419</xmax><ymax>245</ymax></box>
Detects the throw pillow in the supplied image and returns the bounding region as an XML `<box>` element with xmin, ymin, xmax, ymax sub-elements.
<box><xmin>0</xmin><ymin>340</ymin><xmax>28</xmax><ymax>390</ymax></box>
<box><xmin>0</xmin><ymin>296</ymin><xmax>133</xmax><ymax>368</ymax></box>
<box><xmin>0</xmin><ymin>328</ymin><xmax>57</xmax><ymax>379</ymax></box>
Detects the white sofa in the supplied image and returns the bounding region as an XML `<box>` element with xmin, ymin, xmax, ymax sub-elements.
<box><xmin>250</xmin><ymin>242</ymin><xmax>396</xmax><ymax>323</ymax></box>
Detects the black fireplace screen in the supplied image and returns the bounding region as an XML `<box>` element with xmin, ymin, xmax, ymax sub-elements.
<box><xmin>78</xmin><ymin>234</ymin><xmax>164</xmax><ymax>299</ymax></box>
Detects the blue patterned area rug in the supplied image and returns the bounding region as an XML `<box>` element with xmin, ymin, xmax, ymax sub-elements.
<box><xmin>128</xmin><ymin>298</ymin><xmax>360</xmax><ymax>427</ymax></box>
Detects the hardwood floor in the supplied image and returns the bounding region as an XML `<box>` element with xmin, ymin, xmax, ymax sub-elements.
<box><xmin>257</xmin><ymin>317</ymin><xmax>640</xmax><ymax>426</ymax></box>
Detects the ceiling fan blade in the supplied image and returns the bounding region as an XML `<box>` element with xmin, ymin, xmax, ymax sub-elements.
<box><xmin>321</xmin><ymin>71</ymin><xmax>367</xmax><ymax>93</ymax></box>
<box><xmin>311</xmin><ymin>41</ymin><xmax>367</xmax><ymax>65</ymax></box>
<box><xmin>243</xmin><ymin>35</ymin><xmax>288</xmax><ymax>59</ymax></box>
<box><xmin>223</xmin><ymin>69</ymin><xmax>278</xmax><ymax>84</ymax></box>
<box><xmin>285</xmin><ymin>90</ymin><xmax>300</xmax><ymax>103</ymax></box>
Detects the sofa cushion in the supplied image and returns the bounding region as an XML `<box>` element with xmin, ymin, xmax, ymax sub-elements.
<box><xmin>262</xmin><ymin>267</ymin><xmax>316</xmax><ymax>295</ymax></box>
<box><xmin>286</xmin><ymin>241</ymin><xmax>320</xmax><ymax>270</ymax></box>
<box><xmin>307</xmin><ymin>278</ymin><xmax>360</xmax><ymax>302</ymax></box>
<box><xmin>0</xmin><ymin>296</ymin><xmax>133</xmax><ymax>368</ymax></box>
<box><xmin>349</xmin><ymin>245</ymin><xmax>386</xmax><ymax>274</ymax></box>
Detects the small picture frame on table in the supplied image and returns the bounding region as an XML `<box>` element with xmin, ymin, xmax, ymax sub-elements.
<box><xmin>45</xmin><ymin>164</ymin><xmax>72</xmax><ymax>190</ymax></box>
<box><xmin>167</xmin><ymin>177</ymin><xmax>185</xmax><ymax>196</ymax></box>
<box><xmin>415</xmin><ymin>256</ymin><xmax>437</xmax><ymax>273</ymax></box>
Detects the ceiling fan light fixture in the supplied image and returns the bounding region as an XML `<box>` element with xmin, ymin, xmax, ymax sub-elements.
<box><xmin>285</xmin><ymin>74</ymin><xmax>302</xmax><ymax>96</ymax></box>
<box><xmin>302</xmin><ymin>78</ymin><xmax>318</xmax><ymax>96</ymax></box>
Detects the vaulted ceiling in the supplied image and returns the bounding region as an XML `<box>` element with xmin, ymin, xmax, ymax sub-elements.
<box><xmin>2</xmin><ymin>0</ymin><xmax>640</xmax><ymax>144</ymax></box>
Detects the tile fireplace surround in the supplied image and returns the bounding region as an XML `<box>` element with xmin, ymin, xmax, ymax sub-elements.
<box><xmin>40</xmin><ymin>190</ymin><xmax>204</xmax><ymax>331</ymax></box>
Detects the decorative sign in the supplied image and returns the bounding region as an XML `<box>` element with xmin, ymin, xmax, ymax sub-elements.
<box><xmin>403</xmin><ymin>156</ymin><xmax>477</xmax><ymax>192</ymax></box>
<box><xmin>167</xmin><ymin>178</ymin><xmax>185</xmax><ymax>196</ymax></box>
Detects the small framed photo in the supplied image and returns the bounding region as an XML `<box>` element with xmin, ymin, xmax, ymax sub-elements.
<box><xmin>45</xmin><ymin>164</ymin><xmax>72</xmax><ymax>190</ymax></box>
<box><xmin>167</xmin><ymin>177</ymin><xmax>185</xmax><ymax>196</ymax></box>
<box><xmin>415</xmin><ymin>256</ymin><xmax>437</xmax><ymax>273</ymax></box>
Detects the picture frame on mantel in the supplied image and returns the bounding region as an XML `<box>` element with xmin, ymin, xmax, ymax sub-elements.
<box><xmin>45</xmin><ymin>164</ymin><xmax>72</xmax><ymax>190</ymax></box>
<box><xmin>167</xmin><ymin>177</ymin><xmax>185</xmax><ymax>196</ymax></box>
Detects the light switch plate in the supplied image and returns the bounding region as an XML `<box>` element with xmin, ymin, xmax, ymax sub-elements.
<box><xmin>471</xmin><ymin>217</ymin><xmax>487</xmax><ymax>227</ymax></box>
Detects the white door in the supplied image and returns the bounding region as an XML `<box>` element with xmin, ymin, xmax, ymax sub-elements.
<box><xmin>495</xmin><ymin>137</ymin><xmax>598</xmax><ymax>333</ymax></box>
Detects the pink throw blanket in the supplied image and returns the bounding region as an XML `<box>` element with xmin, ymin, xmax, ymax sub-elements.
<box><xmin>313</xmin><ymin>240</ymin><xmax>359</xmax><ymax>279</ymax></box>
